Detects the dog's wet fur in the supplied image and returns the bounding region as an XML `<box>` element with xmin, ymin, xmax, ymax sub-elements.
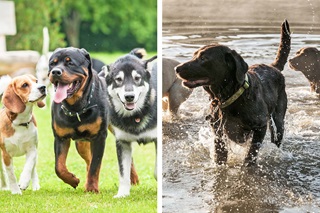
<box><xmin>289</xmin><ymin>47</ymin><xmax>320</xmax><ymax>94</ymax></box>
<box><xmin>175</xmin><ymin>20</ymin><xmax>291</xmax><ymax>165</ymax></box>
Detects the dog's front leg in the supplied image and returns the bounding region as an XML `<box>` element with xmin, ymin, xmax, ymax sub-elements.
<box><xmin>85</xmin><ymin>135</ymin><xmax>106</xmax><ymax>193</ymax></box>
<box><xmin>19</xmin><ymin>147</ymin><xmax>38</xmax><ymax>191</ymax></box>
<box><xmin>2</xmin><ymin>153</ymin><xmax>21</xmax><ymax>194</ymax></box>
<box><xmin>245</xmin><ymin>126</ymin><xmax>267</xmax><ymax>166</ymax></box>
<box><xmin>114</xmin><ymin>140</ymin><xmax>132</xmax><ymax>198</ymax></box>
<box><xmin>54</xmin><ymin>138</ymin><xmax>80</xmax><ymax>188</ymax></box>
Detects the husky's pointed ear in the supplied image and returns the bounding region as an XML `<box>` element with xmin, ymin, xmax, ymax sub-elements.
<box><xmin>80</xmin><ymin>48</ymin><xmax>92</xmax><ymax>73</ymax></box>
<box><xmin>101</xmin><ymin>65</ymin><xmax>111</xmax><ymax>77</ymax></box>
<box><xmin>144</xmin><ymin>55</ymin><xmax>157</xmax><ymax>69</ymax></box>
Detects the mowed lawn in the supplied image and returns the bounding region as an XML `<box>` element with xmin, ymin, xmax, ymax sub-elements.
<box><xmin>0</xmin><ymin>51</ymin><xmax>157</xmax><ymax>212</ymax></box>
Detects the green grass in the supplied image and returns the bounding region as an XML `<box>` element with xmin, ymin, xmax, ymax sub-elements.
<box><xmin>0</xmin><ymin>94</ymin><xmax>157</xmax><ymax>211</ymax></box>
<box><xmin>90</xmin><ymin>51</ymin><xmax>157</xmax><ymax>64</ymax></box>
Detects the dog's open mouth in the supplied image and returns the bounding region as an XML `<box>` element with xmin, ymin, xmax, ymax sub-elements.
<box><xmin>124</xmin><ymin>102</ymin><xmax>135</xmax><ymax>111</ymax></box>
<box><xmin>53</xmin><ymin>80</ymin><xmax>81</xmax><ymax>103</ymax></box>
<box><xmin>182</xmin><ymin>78</ymin><xmax>210</xmax><ymax>88</ymax></box>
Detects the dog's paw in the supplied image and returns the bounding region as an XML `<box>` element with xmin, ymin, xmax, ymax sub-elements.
<box><xmin>11</xmin><ymin>184</ymin><xmax>22</xmax><ymax>195</ymax></box>
<box><xmin>114</xmin><ymin>186</ymin><xmax>130</xmax><ymax>198</ymax></box>
<box><xmin>19</xmin><ymin>180</ymin><xmax>30</xmax><ymax>191</ymax></box>
<box><xmin>113</xmin><ymin>192</ymin><xmax>130</xmax><ymax>198</ymax></box>
<box><xmin>32</xmin><ymin>182</ymin><xmax>40</xmax><ymax>191</ymax></box>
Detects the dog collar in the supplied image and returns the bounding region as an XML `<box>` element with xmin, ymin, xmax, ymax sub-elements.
<box><xmin>60</xmin><ymin>83</ymin><xmax>98</xmax><ymax>122</ymax></box>
<box><xmin>219</xmin><ymin>74</ymin><xmax>250</xmax><ymax>109</ymax></box>
<box><xmin>18</xmin><ymin>120</ymin><xmax>32</xmax><ymax>128</ymax></box>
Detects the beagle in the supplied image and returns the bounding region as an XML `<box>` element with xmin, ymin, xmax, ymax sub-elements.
<box><xmin>0</xmin><ymin>74</ymin><xmax>46</xmax><ymax>194</ymax></box>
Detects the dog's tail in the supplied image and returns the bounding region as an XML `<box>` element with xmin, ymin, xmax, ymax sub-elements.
<box><xmin>271</xmin><ymin>20</ymin><xmax>291</xmax><ymax>71</ymax></box>
<box><xmin>0</xmin><ymin>75</ymin><xmax>12</xmax><ymax>100</ymax></box>
<box><xmin>42</xmin><ymin>27</ymin><xmax>50</xmax><ymax>56</ymax></box>
<box><xmin>130</xmin><ymin>48</ymin><xmax>147</xmax><ymax>59</ymax></box>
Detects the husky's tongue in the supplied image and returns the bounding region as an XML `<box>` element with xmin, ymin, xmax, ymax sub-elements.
<box><xmin>125</xmin><ymin>103</ymin><xmax>135</xmax><ymax>110</ymax></box>
<box><xmin>54</xmin><ymin>83</ymin><xmax>69</xmax><ymax>103</ymax></box>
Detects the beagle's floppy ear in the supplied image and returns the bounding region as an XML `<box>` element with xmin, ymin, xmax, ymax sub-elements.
<box><xmin>37</xmin><ymin>101</ymin><xmax>45</xmax><ymax>108</ymax></box>
<box><xmin>2</xmin><ymin>83</ymin><xmax>26</xmax><ymax>113</ymax></box>
<box><xmin>225</xmin><ymin>50</ymin><xmax>248</xmax><ymax>84</ymax></box>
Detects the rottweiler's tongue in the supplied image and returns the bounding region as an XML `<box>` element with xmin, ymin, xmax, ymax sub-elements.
<box><xmin>54</xmin><ymin>83</ymin><xmax>69</xmax><ymax>103</ymax></box>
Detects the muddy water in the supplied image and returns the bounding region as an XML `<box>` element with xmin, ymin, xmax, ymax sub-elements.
<box><xmin>162</xmin><ymin>0</ymin><xmax>320</xmax><ymax>212</ymax></box>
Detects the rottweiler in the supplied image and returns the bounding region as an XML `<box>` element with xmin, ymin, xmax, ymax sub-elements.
<box><xmin>48</xmin><ymin>47</ymin><xmax>108</xmax><ymax>192</ymax></box>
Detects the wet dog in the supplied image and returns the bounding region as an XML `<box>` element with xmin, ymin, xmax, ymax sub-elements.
<box><xmin>0</xmin><ymin>75</ymin><xmax>46</xmax><ymax>194</ymax></box>
<box><xmin>289</xmin><ymin>47</ymin><xmax>320</xmax><ymax>94</ymax></box>
<box><xmin>48</xmin><ymin>47</ymin><xmax>108</xmax><ymax>192</ymax></box>
<box><xmin>103</xmin><ymin>49</ymin><xmax>157</xmax><ymax>197</ymax></box>
<box><xmin>175</xmin><ymin>20</ymin><xmax>291</xmax><ymax>165</ymax></box>
<box><xmin>162</xmin><ymin>58</ymin><xmax>192</xmax><ymax>115</ymax></box>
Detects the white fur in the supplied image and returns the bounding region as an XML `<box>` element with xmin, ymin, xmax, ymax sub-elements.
<box><xmin>113</xmin><ymin>142</ymin><xmax>132</xmax><ymax>198</ymax></box>
<box><xmin>107</xmin><ymin>71</ymin><xmax>150</xmax><ymax>117</ymax></box>
<box><xmin>112</xmin><ymin>126</ymin><xmax>157</xmax><ymax>198</ymax></box>
<box><xmin>0</xmin><ymin>77</ymin><xmax>44</xmax><ymax>194</ymax></box>
<box><xmin>36</xmin><ymin>26</ymin><xmax>53</xmax><ymax>106</ymax></box>
<box><xmin>0</xmin><ymin>75</ymin><xmax>12</xmax><ymax>96</ymax></box>
<box><xmin>2</xmin><ymin>104</ymin><xmax>40</xmax><ymax>195</ymax></box>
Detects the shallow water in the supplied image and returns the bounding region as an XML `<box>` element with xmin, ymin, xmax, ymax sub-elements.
<box><xmin>162</xmin><ymin>0</ymin><xmax>320</xmax><ymax>212</ymax></box>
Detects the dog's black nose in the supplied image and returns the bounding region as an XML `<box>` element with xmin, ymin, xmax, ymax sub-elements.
<box><xmin>125</xmin><ymin>94</ymin><xmax>135</xmax><ymax>102</ymax></box>
<box><xmin>51</xmin><ymin>68</ymin><xmax>62</xmax><ymax>76</ymax></box>
<box><xmin>38</xmin><ymin>85</ymin><xmax>46</xmax><ymax>94</ymax></box>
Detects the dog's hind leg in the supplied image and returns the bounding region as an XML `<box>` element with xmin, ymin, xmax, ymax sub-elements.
<box><xmin>114</xmin><ymin>141</ymin><xmax>132</xmax><ymax>198</ymax></box>
<box><xmin>31</xmin><ymin>166</ymin><xmax>40</xmax><ymax>191</ymax></box>
<box><xmin>85</xmin><ymin>135</ymin><xmax>106</xmax><ymax>193</ymax></box>
<box><xmin>75</xmin><ymin>141</ymin><xmax>92</xmax><ymax>171</ymax></box>
<box><xmin>130</xmin><ymin>160</ymin><xmax>139</xmax><ymax>185</ymax></box>
<box><xmin>270</xmin><ymin>90</ymin><xmax>287</xmax><ymax>147</ymax></box>
<box><xmin>245</xmin><ymin>126</ymin><xmax>267</xmax><ymax>166</ymax></box>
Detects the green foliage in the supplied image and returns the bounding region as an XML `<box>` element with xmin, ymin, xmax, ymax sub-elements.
<box><xmin>7</xmin><ymin>0</ymin><xmax>66</xmax><ymax>52</ymax></box>
<box><xmin>6</xmin><ymin>0</ymin><xmax>157</xmax><ymax>52</ymax></box>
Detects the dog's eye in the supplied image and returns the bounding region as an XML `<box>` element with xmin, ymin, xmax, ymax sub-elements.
<box><xmin>67</xmin><ymin>61</ymin><xmax>74</xmax><ymax>66</ymax></box>
<box><xmin>22</xmin><ymin>83</ymin><xmax>29</xmax><ymax>88</ymax></box>
<box><xmin>134</xmin><ymin>76</ymin><xmax>141</xmax><ymax>82</ymax></box>
<box><xmin>200</xmin><ymin>56</ymin><xmax>206</xmax><ymax>61</ymax></box>
<box><xmin>115</xmin><ymin>77</ymin><xmax>123</xmax><ymax>84</ymax></box>
<box><xmin>49</xmin><ymin>61</ymin><xmax>56</xmax><ymax>66</ymax></box>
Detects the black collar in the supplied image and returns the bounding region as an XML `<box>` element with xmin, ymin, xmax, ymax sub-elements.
<box><xmin>60</xmin><ymin>82</ymin><xmax>97</xmax><ymax>122</ymax></box>
<box><xmin>18</xmin><ymin>120</ymin><xmax>32</xmax><ymax>128</ymax></box>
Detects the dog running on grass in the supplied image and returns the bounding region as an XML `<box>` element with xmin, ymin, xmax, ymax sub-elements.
<box><xmin>175</xmin><ymin>20</ymin><xmax>291</xmax><ymax>166</ymax></box>
<box><xmin>48</xmin><ymin>47</ymin><xmax>108</xmax><ymax>193</ymax></box>
<box><xmin>102</xmin><ymin>49</ymin><xmax>157</xmax><ymax>197</ymax></box>
<box><xmin>0</xmin><ymin>75</ymin><xmax>46</xmax><ymax>194</ymax></box>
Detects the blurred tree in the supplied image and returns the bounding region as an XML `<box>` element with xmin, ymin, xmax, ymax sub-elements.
<box><xmin>7</xmin><ymin>0</ymin><xmax>66</xmax><ymax>52</ymax></box>
<box><xmin>62</xmin><ymin>0</ymin><xmax>157</xmax><ymax>51</ymax></box>
<box><xmin>6</xmin><ymin>0</ymin><xmax>156</xmax><ymax>52</ymax></box>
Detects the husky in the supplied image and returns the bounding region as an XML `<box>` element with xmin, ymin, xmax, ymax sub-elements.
<box><xmin>102</xmin><ymin>49</ymin><xmax>157</xmax><ymax>197</ymax></box>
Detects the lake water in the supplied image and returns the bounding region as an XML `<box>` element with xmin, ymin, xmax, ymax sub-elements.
<box><xmin>162</xmin><ymin>0</ymin><xmax>320</xmax><ymax>212</ymax></box>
